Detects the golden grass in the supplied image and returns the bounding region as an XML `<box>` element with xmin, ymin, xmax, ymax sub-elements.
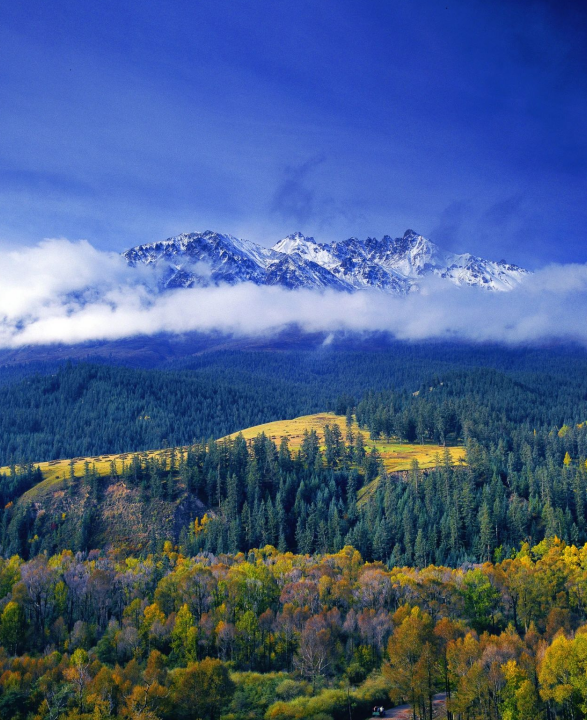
<box><xmin>1</xmin><ymin>413</ymin><xmax>465</xmax><ymax>502</ymax></box>
<box><xmin>224</xmin><ymin>412</ymin><xmax>466</xmax><ymax>473</ymax></box>
<box><xmin>2</xmin><ymin>448</ymin><xmax>177</xmax><ymax>502</ymax></box>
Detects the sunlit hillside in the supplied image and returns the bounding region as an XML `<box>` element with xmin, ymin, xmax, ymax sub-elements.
<box><xmin>224</xmin><ymin>412</ymin><xmax>466</xmax><ymax>472</ymax></box>
<box><xmin>1</xmin><ymin>413</ymin><xmax>465</xmax><ymax>497</ymax></box>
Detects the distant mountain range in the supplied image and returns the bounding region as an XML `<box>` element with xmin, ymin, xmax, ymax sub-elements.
<box><xmin>123</xmin><ymin>229</ymin><xmax>528</xmax><ymax>293</ymax></box>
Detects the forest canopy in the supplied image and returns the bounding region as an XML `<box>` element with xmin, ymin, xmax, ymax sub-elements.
<box><xmin>1</xmin><ymin>344</ymin><xmax>587</xmax><ymax>718</ymax></box>
<box><xmin>0</xmin><ymin>540</ymin><xmax>585</xmax><ymax>720</ymax></box>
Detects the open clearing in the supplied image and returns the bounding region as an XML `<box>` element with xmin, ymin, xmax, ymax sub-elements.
<box><xmin>1</xmin><ymin>413</ymin><xmax>465</xmax><ymax>501</ymax></box>
<box><xmin>224</xmin><ymin>412</ymin><xmax>466</xmax><ymax>472</ymax></box>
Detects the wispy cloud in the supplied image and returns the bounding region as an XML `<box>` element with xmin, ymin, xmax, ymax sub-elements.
<box><xmin>2</xmin><ymin>238</ymin><xmax>587</xmax><ymax>348</ymax></box>
<box><xmin>270</xmin><ymin>156</ymin><xmax>365</xmax><ymax>232</ymax></box>
<box><xmin>270</xmin><ymin>156</ymin><xmax>328</xmax><ymax>226</ymax></box>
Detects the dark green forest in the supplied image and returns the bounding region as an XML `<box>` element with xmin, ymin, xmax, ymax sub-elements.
<box><xmin>2</xmin><ymin>343</ymin><xmax>587</xmax><ymax>719</ymax></box>
<box><xmin>2</xmin><ymin>344</ymin><xmax>587</xmax><ymax>569</ymax></box>
<box><xmin>1</xmin><ymin>343</ymin><xmax>587</xmax><ymax>464</ymax></box>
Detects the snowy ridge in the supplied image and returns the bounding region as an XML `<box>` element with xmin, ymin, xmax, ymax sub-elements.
<box><xmin>123</xmin><ymin>229</ymin><xmax>528</xmax><ymax>293</ymax></box>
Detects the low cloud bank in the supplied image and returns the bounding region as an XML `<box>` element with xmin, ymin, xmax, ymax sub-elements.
<box><xmin>2</xmin><ymin>238</ymin><xmax>587</xmax><ymax>348</ymax></box>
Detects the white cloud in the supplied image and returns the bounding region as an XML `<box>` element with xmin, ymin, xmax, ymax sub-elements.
<box><xmin>1</xmin><ymin>238</ymin><xmax>587</xmax><ymax>348</ymax></box>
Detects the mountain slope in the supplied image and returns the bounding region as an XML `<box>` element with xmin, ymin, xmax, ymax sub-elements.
<box><xmin>0</xmin><ymin>412</ymin><xmax>463</xmax><ymax>554</ymax></box>
<box><xmin>123</xmin><ymin>228</ymin><xmax>529</xmax><ymax>293</ymax></box>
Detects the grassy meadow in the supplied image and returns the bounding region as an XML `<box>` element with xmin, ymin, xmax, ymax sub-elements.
<box><xmin>224</xmin><ymin>412</ymin><xmax>466</xmax><ymax>472</ymax></box>
<box><xmin>1</xmin><ymin>412</ymin><xmax>465</xmax><ymax>502</ymax></box>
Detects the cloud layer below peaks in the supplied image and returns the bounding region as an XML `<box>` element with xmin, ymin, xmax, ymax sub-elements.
<box><xmin>2</xmin><ymin>238</ymin><xmax>587</xmax><ymax>348</ymax></box>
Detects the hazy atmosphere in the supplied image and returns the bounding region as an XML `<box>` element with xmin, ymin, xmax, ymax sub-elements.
<box><xmin>3</xmin><ymin>5</ymin><xmax>587</xmax><ymax>719</ymax></box>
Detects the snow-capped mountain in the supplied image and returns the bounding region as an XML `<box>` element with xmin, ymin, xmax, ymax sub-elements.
<box><xmin>124</xmin><ymin>230</ymin><xmax>279</xmax><ymax>288</ymax></box>
<box><xmin>123</xmin><ymin>229</ymin><xmax>528</xmax><ymax>293</ymax></box>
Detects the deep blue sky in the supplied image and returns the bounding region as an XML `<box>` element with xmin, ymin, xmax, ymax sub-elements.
<box><xmin>0</xmin><ymin>0</ymin><xmax>585</xmax><ymax>267</ymax></box>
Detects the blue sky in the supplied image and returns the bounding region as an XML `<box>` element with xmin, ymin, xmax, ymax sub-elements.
<box><xmin>0</xmin><ymin>0</ymin><xmax>585</xmax><ymax>268</ymax></box>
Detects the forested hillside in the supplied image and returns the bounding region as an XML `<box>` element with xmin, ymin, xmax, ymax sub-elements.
<box><xmin>2</xmin><ymin>388</ymin><xmax>586</xmax><ymax>567</ymax></box>
<box><xmin>2</xmin><ymin>344</ymin><xmax>587</xmax><ymax>565</ymax></box>
<box><xmin>1</xmin><ymin>343</ymin><xmax>587</xmax><ymax>719</ymax></box>
<box><xmin>2</xmin><ymin>342</ymin><xmax>587</xmax><ymax>464</ymax></box>
<box><xmin>0</xmin><ymin>362</ymin><xmax>324</xmax><ymax>463</ymax></box>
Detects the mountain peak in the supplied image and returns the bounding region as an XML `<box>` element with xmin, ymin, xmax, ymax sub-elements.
<box><xmin>272</xmin><ymin>232</ymin><xmax>318</xmax><ymax>255</ymax></box>
<box><xmin>284</xmin><ymin>231</ymin><xmax>316</xmax><ymax>244</ymax></box>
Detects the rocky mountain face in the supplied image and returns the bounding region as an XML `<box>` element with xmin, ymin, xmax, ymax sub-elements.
<box><xmin>124</xmin><ymin>229</ymin><xmax>528</xmax><ymax>293</ymax></box>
